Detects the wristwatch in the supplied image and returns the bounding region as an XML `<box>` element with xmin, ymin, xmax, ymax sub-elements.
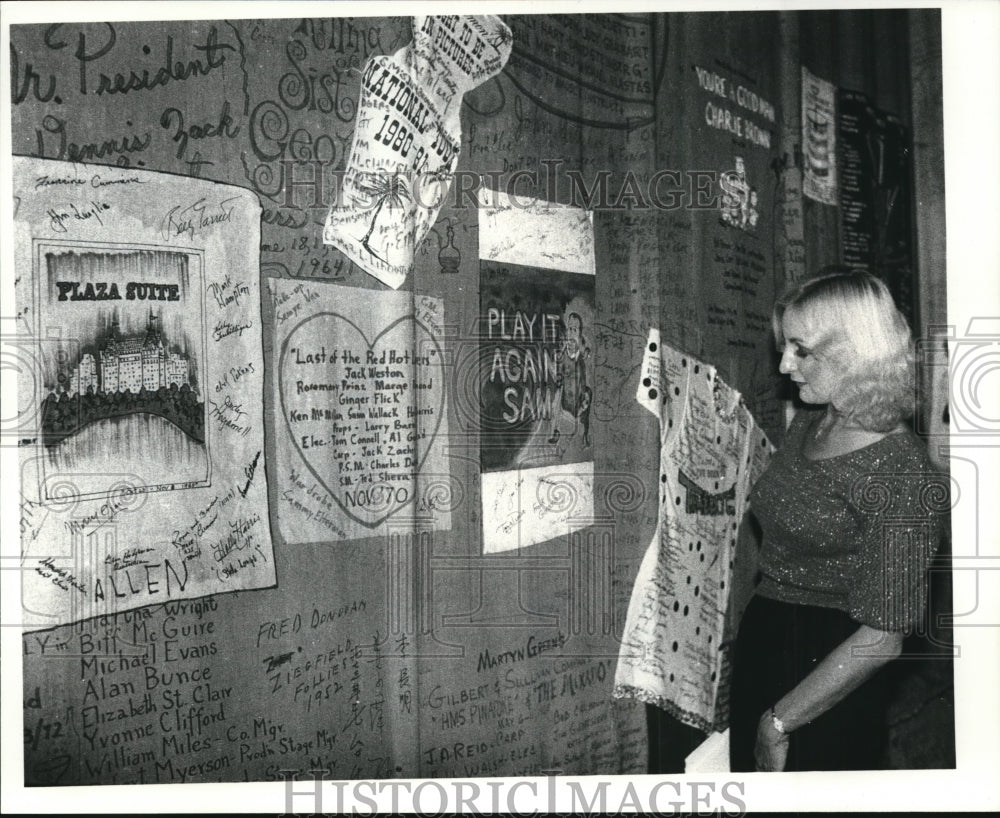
<box><xmin>770</xmin><ymin>706</ymin><xmax>788</xmax><ymax>735</ymax></box>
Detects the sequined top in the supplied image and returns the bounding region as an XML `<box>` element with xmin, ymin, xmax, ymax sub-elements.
<box><xmin>750</xmin><ymin>409</ymin><xmax>949</xmax><ymax>632</ymax></box>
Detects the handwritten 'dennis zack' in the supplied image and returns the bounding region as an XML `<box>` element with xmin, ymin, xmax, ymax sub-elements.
<box><xmin>55</xmin><ymin>281</ymin><xmax>181</xmax><ymax>301</ymax></box>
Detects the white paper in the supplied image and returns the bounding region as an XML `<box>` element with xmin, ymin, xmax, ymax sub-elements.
<box><xmin>481</xmin><ymin>462</ymin><xmax>595</xmax><ymax>554</ymax></box>
<box><xmin>685</xmin><ymin>728</ymin><xmax>730</xmax><ymax>773</ymax></box>
<box><xmin>477</xmin><ymin>189</ymin><xmax>597</xmax><ymax>276</ymax></box>
<box><xmin>802</xmin><ymin>65</ymin><xmax>838</xmax><ymax>205</ymax></box>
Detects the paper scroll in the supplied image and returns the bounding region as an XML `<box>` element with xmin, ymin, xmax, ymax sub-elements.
<box><xmin>324</xmin><ymin>15</ymin><xmax>512</xmax><ymax>288</ymax></box>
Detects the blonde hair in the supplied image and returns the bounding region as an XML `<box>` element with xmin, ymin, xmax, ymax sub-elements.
<box><xmin>773</xmin><ymin>268</ymin><xmax>915</xmax><ymax>432</ymax></box>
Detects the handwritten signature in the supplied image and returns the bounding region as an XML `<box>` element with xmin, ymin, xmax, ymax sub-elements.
<box><xmin>47</xmin><ymin>200</ymin><xmax>111</xmax><ymax>233</ymax></box>
<box><xmin>208</xmin><ymin>397</ymin><xmax>252</xmax><ymax>438</ymax></box>
<box><xmin>160</xmin><ymin>196</ymin><xmax>240</xmax><ymax>241</ymax></box>
<box><xmin>238</xmin><ymin>450</ymin><xmax>262</xmax><ymax>498</ymax></box>
<box><xmin>212</xmin><ymin>318</ymin><xmax>252</xmax><ymax>342</ymax></box>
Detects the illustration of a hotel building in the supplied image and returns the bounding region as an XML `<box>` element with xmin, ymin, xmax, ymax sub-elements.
<box><xmin>66</xmin><ymin>313</ymin><xmax>192</xmax><ymax>395</ymax></box>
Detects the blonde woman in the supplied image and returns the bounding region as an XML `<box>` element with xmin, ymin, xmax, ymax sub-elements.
<box><xmin>729</xmin><ymin>269</ymin><xmax>949</xmax><ymax>771</ymax></box>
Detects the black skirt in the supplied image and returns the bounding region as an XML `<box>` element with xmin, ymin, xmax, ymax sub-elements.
<box><xmin>728</xmin><ymin>594</ymin><xmax>892</xmax><ymax>772</ymax></box>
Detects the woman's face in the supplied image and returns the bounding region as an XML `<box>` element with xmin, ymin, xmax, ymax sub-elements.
<box><xmin>778</xmin><ymin>310</ymin><xmax>842</xmax><ymax>406</ymax></box>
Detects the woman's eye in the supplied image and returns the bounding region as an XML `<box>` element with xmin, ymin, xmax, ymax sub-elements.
<box><xmin>792</xmin><ymin>345</ymin><xmax>810</xmax><ymax>359</ymax></box>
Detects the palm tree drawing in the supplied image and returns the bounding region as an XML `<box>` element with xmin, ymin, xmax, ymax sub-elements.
<box><xmin>356</xmin><ymin>171</ymin><xmax>412</xmax><ymax>264</ymax></box>
<box><xmin>489</xmin><ymin>26</ymin><xmax>513</xmax><ymax>50</ymax></box>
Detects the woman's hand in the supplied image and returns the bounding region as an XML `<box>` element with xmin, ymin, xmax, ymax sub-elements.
<box><xmin>749</xmin><ymin>625</ymin><xmax>903</xmax><ymax>772</ymax></box>
<box><xmin>754</xmin><ymin>710</ymin><xmax>790</xmax><ymax>771</ymax></box>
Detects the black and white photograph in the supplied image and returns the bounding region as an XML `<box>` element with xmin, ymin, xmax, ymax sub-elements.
<box><xmin>1</xmin><ymin>1</ymin><xmax>997</xmax><ymax>814</ymax></box>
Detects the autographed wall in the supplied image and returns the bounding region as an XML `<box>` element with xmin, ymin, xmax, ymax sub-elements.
<box><xmin>10</xmin><ymin>11</ymin><xmax>940</xmax><ymax>784</ymax></box>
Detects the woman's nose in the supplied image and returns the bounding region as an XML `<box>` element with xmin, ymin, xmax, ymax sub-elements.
<box><xmin>778</xmin><ymin>347</ymin><xmax>796</xmax><ymax>374</ymax></box>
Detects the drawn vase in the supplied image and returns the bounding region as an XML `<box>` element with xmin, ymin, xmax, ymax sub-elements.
<box><xmin>438</xmin><ymin>224</ymin><xmax>460</xmax><ymax>274</ymax></box>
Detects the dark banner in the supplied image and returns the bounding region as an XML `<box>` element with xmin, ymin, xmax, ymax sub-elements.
<box><xmin>838</xmin><ymin>89</ymin><xmax>915</xmax><ymax>320</ymax></box>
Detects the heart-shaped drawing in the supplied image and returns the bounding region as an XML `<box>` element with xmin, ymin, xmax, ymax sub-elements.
<box><xmin>279</xmin><ymin>312</ymin><xmax>445</xmax><ymax>529</ymax></box>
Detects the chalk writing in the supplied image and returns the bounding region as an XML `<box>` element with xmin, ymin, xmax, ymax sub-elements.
<box><xmin>504</xmin><ymin>15</ymin><xmax>664</xmax><ymax>129</ymax></box>
<box><xmin>422</xmin><ymin>648</ymin><xmax>642</xmax><ymax>777</ymax></box>
<box><xmin>42</xmin><ymin>24</ymin><xmax>234</xmax><ymax>97</ymax></box>
<box><xmin>160</xmin><ymin>101</ymin><xmax>240</xmax><ymax>159</ymax></box>
<box><xmin>694</xmin><ymin>64</ymin><xmax>774</xmax><ymax>150</ymax></box>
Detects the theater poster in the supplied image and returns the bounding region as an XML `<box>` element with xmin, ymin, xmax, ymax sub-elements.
<box><xmin>14</xmin><ymin>158</ymin><xmax>274</xmax><ymax>629</ymax></box>
<box><xmin>478</xmin><ymin>192</ymin><xmax>596</xmax><ymax>553</ymax></box>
